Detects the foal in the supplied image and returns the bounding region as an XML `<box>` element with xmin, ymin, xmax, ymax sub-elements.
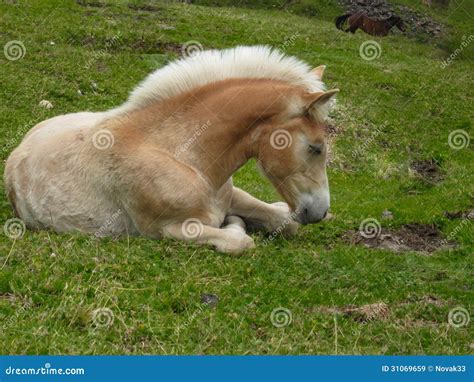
<box><xmin>5</xmin><ymin>46</ymin><xmax>338</xmax><ymax>253</ymax></box>
<box><xmin>336</xmin><ymin>12</ymin><xmax>406</xmax><ymax>36</ymax></box>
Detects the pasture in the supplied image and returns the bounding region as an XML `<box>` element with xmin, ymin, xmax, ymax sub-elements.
<box><xmin>0</xmin><ymin>0</ymin><xmax>472</xmax><ymax>354</ymax></box>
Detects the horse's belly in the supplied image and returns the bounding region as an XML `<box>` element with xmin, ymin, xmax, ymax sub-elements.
<box><xmin>4</xmin><ymin>112</ymin><xmax>134</xmax><ymax>235</ymax></box>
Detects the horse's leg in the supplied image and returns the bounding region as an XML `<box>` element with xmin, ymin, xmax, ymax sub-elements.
<box><xmin>349</xmin><ymin>25</ymin><xmax>358</xmax><ymax>34</ymax></box>
<box><xmin>162</xmin><ymin>216</ymin><xmax>255</xmax><ymax>254</ymax></box>
<box><xmin>229</xmin><ymin>187</ymin><xmax>299</xmax><ymax>236</ymax></box>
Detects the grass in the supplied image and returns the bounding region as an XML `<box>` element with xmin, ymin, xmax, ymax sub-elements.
<box><xmin>0</xmin><ymin>0</ymin><xmax>472</xmax><ymax>354</ymax></box>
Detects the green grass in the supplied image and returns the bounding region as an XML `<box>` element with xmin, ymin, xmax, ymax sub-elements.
<box><xmin>0</xmin><ymin>0</ymin><xmax>472</xmax><ymax>354</ymax></box>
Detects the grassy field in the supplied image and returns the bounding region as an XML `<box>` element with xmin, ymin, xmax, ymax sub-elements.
<box><xmin>0</xmin><ymin>0</ymin><xmax>472</xmax><ymax>354</ymax></box>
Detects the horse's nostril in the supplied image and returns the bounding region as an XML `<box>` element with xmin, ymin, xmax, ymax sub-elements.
<box><xmin>299</xmin><ymin>207</ymin><xmax>309</xmax><ymax>225</ymax></box>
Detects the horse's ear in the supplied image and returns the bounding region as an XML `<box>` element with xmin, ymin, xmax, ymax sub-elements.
<box><xmin>311</xmin><ymin>65</ymin><xmax>326</xmax><ymax>80</ymax></box>
<box><xmin>304</xmin><ymin>89</ymin><xmax>339</xmax><ymax>121</ymax></box>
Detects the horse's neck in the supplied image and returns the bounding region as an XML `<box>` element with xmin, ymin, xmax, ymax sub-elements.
<box><xmin>121</xmin><ymin>79</ymin><xmax>290</xmax><ymax>189</ymax></box>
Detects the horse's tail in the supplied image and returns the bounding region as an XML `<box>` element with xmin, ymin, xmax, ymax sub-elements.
<box><xmin>335</xmin><ymin>14</ymin><xmax>351</xmax><ymax>30</ymax></box>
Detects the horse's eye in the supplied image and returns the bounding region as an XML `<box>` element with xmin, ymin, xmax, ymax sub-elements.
<box><xmin>308</xmin><ymin>143</ymin><xmax>323</xmax><ymax>155</ymax></box>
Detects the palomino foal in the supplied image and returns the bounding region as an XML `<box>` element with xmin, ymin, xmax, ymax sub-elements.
<box><xmin>5</xmin><ymin>46</ymin><xmax>338</xmax><ymax>253</ymax></box>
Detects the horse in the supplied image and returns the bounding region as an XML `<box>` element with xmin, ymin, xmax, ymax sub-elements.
<box><xmin>335</xmin><ymin>12</ymin><xmax>406</xmax><ymax>36</ymax></box>
<box><xmin>4</xmin><ymin>46</ymin><xmax>338</xmax><ymax>253</ymax></box>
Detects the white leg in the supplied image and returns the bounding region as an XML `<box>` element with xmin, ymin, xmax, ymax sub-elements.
<box><xmin>162</xmin><ymin>216</ymin><xmax>255</xmax><ymax>254</ymax></box>
<box><xmin>229</xmin><ymin>187</ymin><xmax>299</xmax><ymax>236</ymax></box>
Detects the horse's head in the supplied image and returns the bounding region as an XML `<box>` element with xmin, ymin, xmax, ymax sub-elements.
<box><xmin>256</xmin><ymin>67</ymin><xmax>338</xmax><ymax>225</ymax></box>
<box><xmin>390</xmin><ymin>16</ymin><xmax>405</xmax><ymax>32</ymax></box>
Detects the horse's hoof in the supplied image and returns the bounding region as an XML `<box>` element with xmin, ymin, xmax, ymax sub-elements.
<box><xmin>269</xmin><ymin>202</ymin><xmax>299</xmax><ymax>236</ymax></box>
<box><xmin>217</xmin><ymin>232</ymin><xmax>255</xmax><ymax>254</ymax></box>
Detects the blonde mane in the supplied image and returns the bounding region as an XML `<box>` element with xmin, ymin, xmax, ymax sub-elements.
<box><xmin>116</xmin><ymin>45</ymin><xmax>326</xmax><ymax>114</ymax></box>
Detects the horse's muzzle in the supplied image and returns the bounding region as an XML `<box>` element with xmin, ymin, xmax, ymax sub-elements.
<box><xmin>296</xmin><ymin>207</ymin><xmax>328</xmax><ymax>225</ymax></box>
<box><xmin>295</xmin><ymin>192</ymin><xmax>330</xmax><ymax>225</ymax></box>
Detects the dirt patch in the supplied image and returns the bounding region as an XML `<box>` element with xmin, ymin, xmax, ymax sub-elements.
<box><xmin>315</xmin><ymin>302</ymin><xmax>390</xmax><ymax>323</ymax></box>
<box><xmin>127</xmin><ymin>3</ymin><xmax>161</xmax><ymax>12</ymax></box>
<box><xmin>312</xmin><ymin>295</ymin><xmax>447</xmax><ymax>324</ymax></box>
<box><xmin>444</xmin><ymin>209</ymin><xmax>474</xmax><ymax>220</ymax></box>
<box><xmin>325</xmin><ymin>118</ymin><xmax>342</xmax><ymax>166</ymax></box>
<box><xmin>376</xmin><ymin>82</ymin><xmax>395</xmax><ymax>90</ymax></box>
<box><xmin>76</xmin><ymin>0</ymin><xmax>109</xmax><ymax>8</ymax></box>
<box><xmin>344</xmin><ymin>223</ymin><xmax>453</xmax><ymax>254</ymax></box>
<box><xmin>338</xmin><ymin>0</ymin><xmax>444</xmax><ymax>36</ymax></box>
<box><xmin>129</xmin><ymin>40</ymin><xmax>181</xmax><ymax>54</ymax></box>
<box><xmin>67</xmin><ymin>32</ymin><xmax>182</xmax><ymax>55</ymax></box>
<box><xmin>410</xmin><ymin>159</ymin><xmax>443</xmax><ymax>184</ymax></box>
<box><xmin>325</xmin><ymin>121</ymin><xmax>339</xmax><ymax>138</ymax></box>
<box><xmin>399</xmin><ymin>294</ymin><xmax>447</xmax><ymax>307</ymax></box>
<box><xmin>0</xmin><ymin>293</ymin><xmax>17</xmax><ymax>303</ymax></box>
<box><xmin>394</xmin><ymin>318</ymin><xmax>441</xmax><ymax>328</ymax></box>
